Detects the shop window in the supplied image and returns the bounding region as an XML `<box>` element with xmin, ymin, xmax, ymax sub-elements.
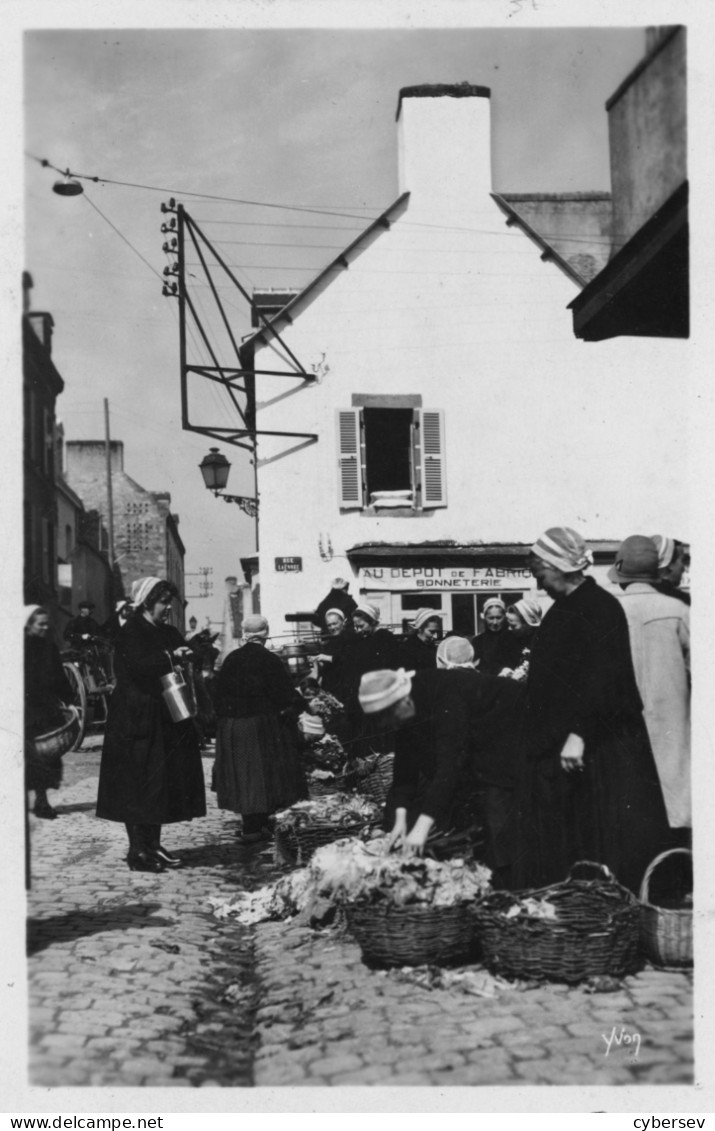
<box><xmin>337</xmin><ymin>405</ymin><xmax>446</xmax><ymax>511</ymax></box>
<box><xmin>401</xmin><ymin>593</ymin><xmax>443</xmax><ymax>611</ymax></box>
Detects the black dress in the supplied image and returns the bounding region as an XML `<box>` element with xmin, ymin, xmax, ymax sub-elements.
<box><xmin>513</xmin><ymin>577</ymin><xmax>670</xmax><ymax>894</ymax></box>
<box><xmin>471</xmin><ymin>629</ymin><xmax>524</xmax><ymax>676</ymax></box>
<box><xmin>96</xmin><ymin>616</ymin><xmax>206</xmax><ymax>825</ymax></box>
<box><xmin>213</xmin><ymin>642</ymin><xmax>307</xmax><ymax>817</ymax></box>
<box><xmin>316</xmin><ymin>630</ymin><xmax>353</xmax><ymax>704</ymax></box>
<box><xmin>64</xmin><ymin>614</ymin><xmax>103</xmax><ymax>645</ymax></box>
<box><xmin>339</xmin><ymin>628</ymin><xmax>403</xmax><ymax>757</ymax></box>
<box><xmin>387</xmin><ymin>669</ymin><xmax>526</xmax><ymax>871</ymax></box>
<box><xmin>24</xmin><ymin>634</ymin><xmax>73</xmax><ymax>792</ymax></box>
<box><xmin>399</xmin><ymin>633</ymin><xmax>438</xmax><ymax>672</ymax></box>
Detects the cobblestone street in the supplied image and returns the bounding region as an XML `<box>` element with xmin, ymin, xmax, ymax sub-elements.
<box><xmin>23</xmin><ymin>739</ymin><xmax>696</xmax><ymax>1096</ymax></box>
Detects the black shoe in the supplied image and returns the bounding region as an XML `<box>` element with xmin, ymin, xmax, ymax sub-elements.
<box><xmin>237</xmin><ymin>829</ymin><xmax>271</xmax><ymax>845</ymax></box>
<box><xmin>153</xmin><ymin>846</ymin><xmax>182</xmax><ymax>868</ymax></box>
<box><xmin>34</xmin><ymin>802</ymin><xmax>58</xmax><ymax>820</ymax></box>
<box><xmin>127</xmin><ymin>852</ymin><xmax>165</xmax><ymax>874</ymax></box>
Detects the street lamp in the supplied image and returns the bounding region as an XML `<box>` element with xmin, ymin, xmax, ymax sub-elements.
<box><xmin>52</xmin><ymin>170</ymin><xmax>84</xmax><ymax>197</ymax></box>
<box><xmin>199</xmin><ymin>448</ymin><xmax>258</xmax><ymax>518</ymax></box>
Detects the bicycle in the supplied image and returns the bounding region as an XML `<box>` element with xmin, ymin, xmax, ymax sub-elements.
<box><xmin>61</xmin><ymin>638</ymin><xmax>115</xmax><ymax>752</ymax></box>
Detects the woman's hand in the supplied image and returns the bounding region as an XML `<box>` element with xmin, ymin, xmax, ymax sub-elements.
<box><xmin>173</xmin><ymin>646</ymin><xmax>193</xmax><ymax>661</ymax></box>
<box><xmin>402</xmin><ymin>814</ymin><xmax>435</xmax><ymax>856</ymax></box>
<box><xmin>560</xmin><ymin>732</ymin><xmax>585</xmax><ymax>774</ymax></box>
<box><xmin>386</xmin><ymin>809</ymin><xmax>408</xmax><ymax>852</ymax></box>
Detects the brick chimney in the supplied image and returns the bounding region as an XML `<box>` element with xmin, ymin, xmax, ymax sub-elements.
<box><xmin>397</xmin><ymin>83</ymin><xmax>493</xmax><ymax>209</ymax></box>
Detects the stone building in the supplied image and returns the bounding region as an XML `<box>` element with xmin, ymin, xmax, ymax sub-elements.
<box><xmin>23</xmin><ymin>273</ymin><xmax>114</xmax><ymax>643</ymax></box>
<box><xmin>54</xmin><ymin>423</ymin><xmax>113</xmax><ymax>637</ymax></box>
<box><xmin>23</xmin><ymin>272</ymin><xmax>63</xmax><ymax>621</ymax></box>
<box><xmin>64</xmin><ymin>440</ymin><xmax>186</xmax><ymax>626</ymax></box>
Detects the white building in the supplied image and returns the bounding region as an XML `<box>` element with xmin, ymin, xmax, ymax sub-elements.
<box><xmin>238</xmin><ymin>82</ymin><xmax>689</xmax><ymax>638</ymax></box>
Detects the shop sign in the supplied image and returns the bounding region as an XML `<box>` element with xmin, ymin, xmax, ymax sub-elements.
<box><xmin>275</xmin><ymin>556</ymin><xmax>303</xmax><ymax>572</ymax></box>
<box><xmin>359</xmin><ymin>565</ymin><xmax>535</xmax><ymax>591</ymax></box>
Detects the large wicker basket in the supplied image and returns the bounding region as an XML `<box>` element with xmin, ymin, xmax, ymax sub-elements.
<box><xmin>346</xmin><ymin>900</ymin><xmax>476</xmax><ymax>968</ymax></box>
<box><xmin>639</xmin><ymin>848</ymin><xmax>693</xmax><ymax>968</ymax></box>
<box><xmin>31</xmin><ymin>707</ymin><xmax>81</xmax><ymax>761</ymax></box>
<box><xmin>274</xmin><ymin>815</ymin><xmax>378</xmax><ymax>867</ymax></box>
<box><xmin>354</xmin><ymin>753</ymin><xmax>394</xmax><ymax>807</ymax></box>
<box><xmin>472</xmin><ymin>861</ymin><xmax>642</xmax><ymax>983</ymax></box>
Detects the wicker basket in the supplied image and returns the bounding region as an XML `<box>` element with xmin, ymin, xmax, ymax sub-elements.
<box><xmin>639</xmin><ymin>849</ymin><xmax>693</xmax><ymax>968</ymax></box>
<box><xmin>346</xmin><ymin>900</ymin><xmax>476</xmax><ymax>967</ymax></box>
<box><xmin>31</xmin><ymin>707</ymin><xmax>81</xmax><ymax>761</ymax></box>
<box><xmin>274</xmin><ymin>815</ymin><xmax>377</xmax><ymax>867</ymax></box>
<box><xmin>472</xmin><ymin>861</ymin><xmax>642</xmax><ymax>983</ymax></box>
<box><xmin>355</xmin><ymin>753</ymin><xmax>394</xmax><ymax>807</ymax></box>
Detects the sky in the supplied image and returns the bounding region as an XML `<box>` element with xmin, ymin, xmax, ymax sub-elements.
<box><xmin>20</xmin><ymin>14</ymin><xmax>654</xmax><ymax>630</ymax></box>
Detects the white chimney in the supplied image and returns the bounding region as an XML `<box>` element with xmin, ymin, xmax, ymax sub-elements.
<box><xmin>397</xmin><ymin>84</ymin><xmax>493</xmax><ymax>212</ymax></box>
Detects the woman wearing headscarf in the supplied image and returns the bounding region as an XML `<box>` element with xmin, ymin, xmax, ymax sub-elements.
<box><xmin>471</xmin><ymin>596</ymin><xmax>524</xmax><ymax>676</ymax></box>
<box><xmin>513</xmin><ymin>527</ymin><xmax>670</xmax><ymax>894</ymax></box>
<box><xmin>610</xmin><ymin>536</ymin><xmax>691</xmax><ymax>847</ymax></box>
<box><xmin>399</xmin><ymin>608</ymin><xmax>443</xmax><ymax>671</ymax></box>
<box><xmin>24</xmin><ymin>605</ymin><xmax>74</xmax><ymax>819</ymax></box>
<box><xmin>311</xmin><ymin>577</ymin><xmax>358</xmax><ymax>631</ymax></box>
<box><xmin>340</xmin><ymin>602</ymin><xmax>402</xmax><ymax>756</ymax></box>
<box><xmin>359</xmin><ymin>640</ymin><xmax>525</xmax><ymax>884</ymax></box>
<box><xmin>213</xmin><ymin>614</ymin><xmax>308</xmax><ymax>843</ymax></box>
<box><xmin>650</xmin><ymin>535</ymin><xmax>690</xmax><ymax>606</ymax></box>
<box><xmin>96</xmin><ymin>577</ymin><xmax>207</xmax><ymax>872</ymax></box>
<box><xmin>312</xmin><ymin>607</ymin><xmax>352</xmax><ymax>703</ymax></box>
<box><xmin>499</xmin><ymin>596</ymin><xmax>543</xmax><ymax>681</ymax></box>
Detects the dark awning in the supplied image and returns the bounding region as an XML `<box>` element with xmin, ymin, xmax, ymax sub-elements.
<box><xmin>569</xmin><ymin>181</ymin><xmax>688</xmax><ymax>342</ymax></box>
<box><xmin>347</xmin><ymin>541</ymin><xmax>619</xmax><ymax>568</ymax></box>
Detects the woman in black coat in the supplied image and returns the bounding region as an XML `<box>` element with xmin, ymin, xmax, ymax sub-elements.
<box><xmin>471</xmin><ymin>597</ymin><xmax>524</xmax><ymax>676</ymax></box>
<box><xmin>24</xmin><ymin>605</ymin><xmax>74</xmax><ymax>819</ymax></box>
<box><xmin>358</xmin><ymin>652</ymin><xmax>525</xmax><ymax>882</ymax></box>
<box><xmin>340</xmin><ymin>602</ymin><xmax>402</xmax><ymax>758</ymax></box>
<box><xmin>312</xmin><ymin>607</ymin><xmax>353</xmax><ymax>704</ymax></box>
<box><xmin>213</xmin><ymin>614</ymin><xmax>308</xmax><ymax>843</ymax></box>
<box><xmin>96</xmin><ymin>577</ymin><xmax>206</xmax><ymax>872</ymax></box>
<box><xmin>513</xmin><ymin>527</ymin><xmax>671</xmax><ymax>894</ymax></box>
<box><xmin>399</xmin><ymin>608</ymin><xmax>443</xmax><ymax>672</ymax></box>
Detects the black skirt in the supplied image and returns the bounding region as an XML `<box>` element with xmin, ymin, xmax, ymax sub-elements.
<box><xmin>214</xmin><ymin>714</ymin><xmax>307</xmax><ymax>816</ymax></box>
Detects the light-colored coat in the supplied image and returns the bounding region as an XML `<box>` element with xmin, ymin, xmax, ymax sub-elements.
<box><xmin>618</xmin><ymin>582</ymin><xmax>691</xmax><ymax>828</ymax></box>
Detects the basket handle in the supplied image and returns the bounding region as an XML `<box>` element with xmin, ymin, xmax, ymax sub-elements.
<box><xmin>639</xmin><ymin>848</ymin><xmax>692</xmax><ymax>903</ymax></box>
<box><xmin>567</xmin><ymin>860</ymin><xmax>615</xmax><ymax>883</ymax></box>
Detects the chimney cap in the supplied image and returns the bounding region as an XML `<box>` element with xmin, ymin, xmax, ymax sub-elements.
<box><xmin>397</xmin><ymin>82</ymin><xmax>491</xmax><ymax>118</ymax></box>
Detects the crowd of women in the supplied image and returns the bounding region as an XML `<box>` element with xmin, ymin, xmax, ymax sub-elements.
<box><xmin>24</xmin><ymin>524</ymin><xmax>690</xmax><ymax>896</ymax></box>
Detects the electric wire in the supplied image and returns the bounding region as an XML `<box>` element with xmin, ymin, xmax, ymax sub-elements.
<box><xmin>29</xmin><ymin>152</ymin><xmax>646</xmax><ymax>245</ymax></box>
<box><xmin>26</xmin><ymin>152</ymin><xmax>379</xmax><ymax>222</ymax></box>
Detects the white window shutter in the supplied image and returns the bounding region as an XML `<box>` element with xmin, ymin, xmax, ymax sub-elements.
<box><xmin>420</xmin><ymin>409</ymin><xmax>447</xmax><ymax>507</ymax></box>
<box><xmin>337</xmin><ymin>408</ymin><xmax>364</xmax><ymax>507</ymax></box>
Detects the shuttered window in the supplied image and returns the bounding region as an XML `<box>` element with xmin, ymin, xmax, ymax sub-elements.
<box><xmin>337</xmin><ymin>408</ymin><xmax>364</xmax><ymax>507</ymax></box>
<box><xmin>337</xmin><ymin>405</ymin><xmax>446</xmax><ymax>510</ymax></box>
<box><xmin>419</xmin><ymin>409</ymin><xmax>447</xmax><ymax>507</ymax></box>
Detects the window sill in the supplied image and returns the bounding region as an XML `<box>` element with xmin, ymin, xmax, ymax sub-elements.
<box><xmin>339</xmin><ymin>506</ymin><xmax>439</xmax><ymax>518</ymax></box>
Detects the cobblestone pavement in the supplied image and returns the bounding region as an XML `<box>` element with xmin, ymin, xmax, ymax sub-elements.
<box><xmin>26</xmin><ymin>741</ymin><xmax>695</xmax><ymax>1090</ymax></box>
